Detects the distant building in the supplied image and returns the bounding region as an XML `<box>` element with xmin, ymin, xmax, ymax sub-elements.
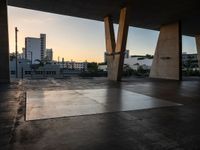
<box><xmin>25</xmin><ymin>37</ymin><xmax>40</xmax><ymax>63</ymax></box>
<box><xmin>182</xmin><ymin>53</ymin><xmax>199</xmax><ymax>69</ymax></box>
<box><xmin>9</xmin><ymin>56</ymin><xmax>31</xmax><ymax>78</ymax></box>
<box><xmin>61</xmin><ymin>61</ymin><xmax>88</xmax><ymax>71</ymax></box>
<box><xmin>10</xmin><ymin>56</ymin><xmax>63</xmax><ymax>79</ymax></box>
<box><xmin>124</xmin><ymin>56</ymin><xmax>153</xmax><ymax>70</ymax></box>
<box><xmin>98</xmin><ymin>65</ymin><xmax>107</xmax><ymax>72</ymax></box>
<box><xmin>25</xmin><ymin>34</ymin><xmax>46</xmax><ymax>64</ymax></box>
<box><xmin>99</xmin><ymin>54</ymin><xmax>153</xmax><ymax>71</ymax></box>
<box><xmin>40</xmin><ymin>34</ymin><xmax>46</xmax><ymax>60</ymax></box>
<box><xmin>46</xmin><ymin>49</ymin><xmax>53</xmax><ymax>61</ymax></box>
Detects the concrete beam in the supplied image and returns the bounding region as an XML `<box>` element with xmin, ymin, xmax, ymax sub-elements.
<box><xmin>0</xmin><ymin>0</ymin><xmax>10</xmax><ymax>83</ymax></box>
<box><xmin>104</xmin><ymin>7</ymin><xmax>129</xmax><ymax>81</ymax></box>
<box><xmin>195</xmin><ymin>35</ymin><xmax>200</xmax><ymax>69</ymax></box>
<box><xmin>7</xmin><ymin>0</ymin><xmax>200</xmax><ymax>36</ymax></box>
<box><xmin>150</xmin><ymin>22</ymin><xmax>182</xmax><ymax>80</ymax></box>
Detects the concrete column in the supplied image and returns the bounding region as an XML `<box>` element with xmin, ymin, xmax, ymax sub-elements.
<box><xmin>150</xmin><ymin>22</ymin><xmax>182</xmax><ymax>80</ymax></box>
<box><xmin>195</xmin><ymin>35</ymin><xmax>200</xmax><ymax>69</ymax></box>
<box><xmin>0</xmin><ymin>0</ymin><xmax>10</xmax><ymax>83</ymax></box>
<box><xmin>104</xmin><ymin>16</ymin><xmax>116</xmax><ymax>81</ymax></box>
<box><xmin>104</xmin><ymin>7</ymin><xmax>129</xmax><ymax>81</ymax></box>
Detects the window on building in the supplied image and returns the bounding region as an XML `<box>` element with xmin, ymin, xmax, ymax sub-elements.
<box><xmin>25</xmin><ymin>71</ymin><xmax>31</xmax><ymax>75</ymax></box>
<box><xmin>11</xmin><ymin>71</ymin><xmax>15</xmax><ymax>75</ymax></box>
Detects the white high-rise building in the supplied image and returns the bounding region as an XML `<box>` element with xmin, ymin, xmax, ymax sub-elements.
<box><xmin>25</xmin><ymin>37</ymin><xmax>41</xmax><ymax>64</ymax></box>
<box><xmin>25</xmin><ymin>34</ymin><xmax>46</xmax><ymax>64</ymax></box>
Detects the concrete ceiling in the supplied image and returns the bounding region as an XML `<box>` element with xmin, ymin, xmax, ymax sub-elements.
<box><xmin>7</xmin><ymin>0</ymin><xmax>200</xmax><ymax>36</ymax></box>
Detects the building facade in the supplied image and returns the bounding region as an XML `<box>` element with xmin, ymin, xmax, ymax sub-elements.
<box><xmin>25</xmin><ymin>34</ymin><xmax>46</xmax><ymax>64</ymax></box>
<box><xmin>124</xmin><ymin>56</ymin><xmax>153</xmax><ymax>70</ymax></box>
<box><xmin>40</xmin><ymin>34</ymin><xmax>46</xmax><ymax>60</ymax></box>
<box><xmin>182</xmin><ymin>53</ymin><xmax>199</xmax><ymax>69</ymax></box>
<box><xmin>99</xmin><ymin>55</ymin><xmax>153</xmax><ymax>71</ymax></box>
<box><xmin>58</xmin><ymin>61</ymin><xmax>88</xmax><ymax>71</ymax></box>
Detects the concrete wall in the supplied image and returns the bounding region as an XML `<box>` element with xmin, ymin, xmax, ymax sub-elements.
<box><xmin>195</xmin><ymin>35</ymin><xmax>200</xmax><ymax>69</ymax></box>
<box><xmin>0</xmin><ymin>0</ymin><xmax>10</xmax><ymax>83</ymax></box>
<box><xmin>150</xmin><ymin>22</ymin><xmax>182</xmax><ymax>80</ymax></box>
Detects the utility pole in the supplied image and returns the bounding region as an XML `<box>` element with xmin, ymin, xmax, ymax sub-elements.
<box><xmin>15</xmin><ymin>27</ymin><xmax>19</xmax><ymax>78</ymax></box>
<box><xmin>62</xmin><ymin>58</ymin><xmax>64</xmax><ymax>69</ymax></box>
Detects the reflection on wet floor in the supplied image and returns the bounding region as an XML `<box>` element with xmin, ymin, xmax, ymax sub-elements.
<box><xmin>26</xmin><ymin>88</ymin><xmax>182</xmax><ymax>120</ymax></box>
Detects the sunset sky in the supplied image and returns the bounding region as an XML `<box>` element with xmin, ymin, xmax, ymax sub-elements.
<box><xmin>8</xmin><ymin>6</ymin><xmax>197</xmax><ymax>62</ymax></box>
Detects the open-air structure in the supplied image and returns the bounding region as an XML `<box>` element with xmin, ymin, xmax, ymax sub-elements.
<box><xmin>1</xmin><ymin>1</ymin><xmax>200</xmax><ymax>150</ymax></box>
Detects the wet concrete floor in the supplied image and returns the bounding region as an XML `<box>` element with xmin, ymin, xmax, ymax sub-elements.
<box><xmin>26</xmin><ymin>89</ymin><xmax>180</xmax><ymax>121</ymax></box>
<box><xmin>1</xmin><ymin>77</ymin><xmax>200</xmax><ymax>150</ymax></box>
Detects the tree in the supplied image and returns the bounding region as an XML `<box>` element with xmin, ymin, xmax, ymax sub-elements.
<box><xmin>145</xmin><ymin>54</ymin><xmax>154</xmax><ymax>59</ymax></box>
<box><xmin>87</xmin><ymin>62</ymin><xmax>98</xmax><ymax>73</ymax></box>
<box><xmin>30</xmin><ymin>59</ymin><xmax>44</xmax><ymax>70</ymax></box>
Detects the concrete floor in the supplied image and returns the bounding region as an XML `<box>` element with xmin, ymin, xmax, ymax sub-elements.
<box><xmin>1</xmin><ymin>77</ymin><xmax>200</xmax><ymax>150</ymax></box>
<box><xmin>26</xmin><ymin>89</ymin><xmax>180</xmax><ymax>121</ymax></box>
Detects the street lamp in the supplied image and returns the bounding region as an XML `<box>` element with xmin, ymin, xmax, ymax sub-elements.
<box><xmin>27</xmin><ymin>51</ymin><xmax>33</xmax><ymax>78</ymax></box>
<box><xmin>15</xmin><ymin>27</ymin><xmax>19</xmax><ymax>78</ymax></box>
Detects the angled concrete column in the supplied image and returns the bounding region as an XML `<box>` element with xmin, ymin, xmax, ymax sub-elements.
<box><xmin>150</xmin><ymin>22</ymin><xmax>182</xmax><ymax>80</ymax></box>
<box><xmin>104</xmin><ymin>16</ymin><xmax>116</xmax><ymax>80</ymax></box>
<box><xmin>0</xmin><ymin>0</ymin><xmax>10</xmax><ymax>83</ymax></box>
<box><xmin>104</xmin><ymin>7</ymin><xmax>129</xmax><ymax>81</ymax></box>
<box><xmin>195</xmin><ymin>35</ymin><xmax>200</xmax><ymax>69</ymax></box>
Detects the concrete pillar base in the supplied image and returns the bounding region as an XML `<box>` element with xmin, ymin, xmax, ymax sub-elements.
<box><xmin>150</xmin><ymin>22</ymin><xmax>182</xmax><ymax>81</ymax></box>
